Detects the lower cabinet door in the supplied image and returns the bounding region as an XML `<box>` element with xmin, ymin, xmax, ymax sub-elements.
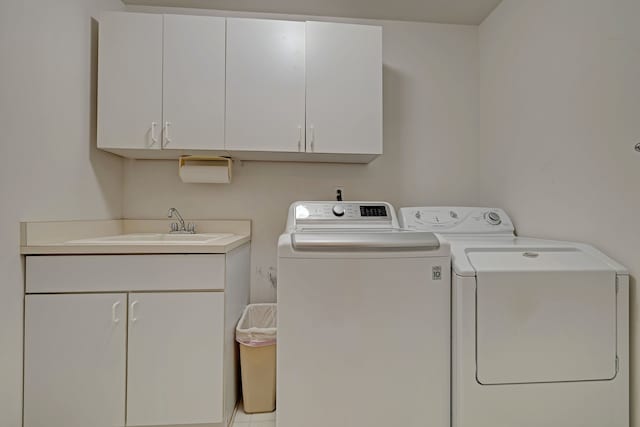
<box><xmin>24</xmin><ymin>293</ymin><xmax>127</xmax><ymax>427</ymax></box>
<box><xmin>126</xmin><ymin>292</ymin><xmax>224</xmax><ymax>426</ymax></box>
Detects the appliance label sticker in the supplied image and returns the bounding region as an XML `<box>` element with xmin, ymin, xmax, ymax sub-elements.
<box><xmin>432</xmin><ymin>266</ymin><xmax>442</xmax><ymax>280</ymax></box>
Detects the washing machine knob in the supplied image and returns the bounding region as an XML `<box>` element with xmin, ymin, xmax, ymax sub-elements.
<box><xmin>332</xmin><ymin>205</ymin><xmax>345</xmax><ymax>217</ymax></box>
<box><xmin>485</xmin><ymin>211</ymin><xmax>502</xmax><ymax>225</ymax></box>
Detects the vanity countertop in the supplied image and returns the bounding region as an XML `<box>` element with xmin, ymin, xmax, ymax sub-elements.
<box><xmin>20</xmin><ymin>219</ymin><xmax>251</xmax><ymax>255</ymax></box>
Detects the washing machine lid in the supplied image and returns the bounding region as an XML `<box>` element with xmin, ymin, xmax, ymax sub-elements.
<box><xmin>291</xmin><ymin>229</ymin><xmax>440</xmax><ymax>251</ymax></box>
<box><xmin>469</xmin><ymin>248</ymin><xmax>618</xmax><ymax>385</ymax></box>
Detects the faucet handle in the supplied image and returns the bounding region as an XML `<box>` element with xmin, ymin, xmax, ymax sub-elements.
<box><xmin>187</xmin><ymin>223</ymin><xmax>196</xmax><ymax>233</ymax></box>
<box><xmin>170</xmin><ymin>222</ymin><xmax>178</xmax><ymax>232</ymax></box>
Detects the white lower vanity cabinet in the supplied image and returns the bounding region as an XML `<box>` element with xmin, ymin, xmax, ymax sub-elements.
<box><xmin>127</xmin><ymin>292</ymin><xmax>224</xmax><ymax>427</ymax></box>
<box><xmin>24</xmin><ymin>293</ymin><xmax>128</xmax><ymax>427</ymax></box>
<box><xmin>24</xmin><ymin>247</ymin><xmax>250</xmax><ymax>427</ymax></box>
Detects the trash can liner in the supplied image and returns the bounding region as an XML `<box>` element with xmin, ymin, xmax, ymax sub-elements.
<box><xmin>236</xmin><ymin>303</ymin><xmax>277</xmax><ymax>347</ymax></box>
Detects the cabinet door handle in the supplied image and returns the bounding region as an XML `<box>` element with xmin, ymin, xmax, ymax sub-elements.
<box><xmin>112</xmin><ymin>301</ymin><xmax>121</xmax><ymax>323</ymax></box>
<box><xmin>298</xmin><ymin>125</ymin><xmax>302</xmax><ymax>152</ymax></box>
<box><xmin>163</xmin><ymin>121</ymin><xmax>172</xmax><ymax>147</ymax></box>
<box><xmin>309</xmin><ymin>125</ymin><xmax>315</xmax><ymax>152</ymax></box>
<box><xmin>150</xmin><ymin>122</ymin><xmax>158</xmax><ymax>146</ymax></box>
<box><xmin>130</xmin><ymin>300</ymin><xmax>139</xmax><ymax>323</ymax></box>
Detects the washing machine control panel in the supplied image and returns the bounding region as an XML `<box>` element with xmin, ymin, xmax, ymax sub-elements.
<box><xmin>289</xmin><ymin>201</ymin><xmax>397</xmax><ymax>229</ymax></box>
<box><xmin>398</xmin><ymin>207</ymin><xmax>514</xmax><ymax>234</ymax></box>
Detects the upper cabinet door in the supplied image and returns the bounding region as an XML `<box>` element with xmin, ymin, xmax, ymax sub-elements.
<box><xmin>98</xmin><ymin>12</ymin><xmax>163</xmax><ymax>150</ymax></box>
<box><xmin>24</xmin><ymin>294</ymin><xmax>127</xmax><ymax>427</ymax></box>
<box><xmin>127</xmin><ymin>292</ymin><xmax>224</xmax><ymax>426</ymax></box>
<box><xmin>305</xmin><ymin>22</ymin><xmax>383</xmax><ymax>155</ymax></box>
<box><xmin>226</xmin><ymin>18</ymin><xmax>306</xmax><ymax>152</ymax></box>
<box><xmin>163</xmin><ymin>15</ymin><xmax>226</xmax><ymax>150</ymax></box>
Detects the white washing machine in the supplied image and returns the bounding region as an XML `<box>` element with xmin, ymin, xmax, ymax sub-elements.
<box><xmin>398</xmin><ymin>206</ymin><xmax>629</xmax><ymax>427</ymax></box>
<box><xmin>277</xmin><ymin>201</ymin><xmax>451</xmax><ymax>427</ymax></box>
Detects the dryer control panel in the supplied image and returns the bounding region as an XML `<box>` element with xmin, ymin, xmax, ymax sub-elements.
<box><xmin>398</xmin><ymin>207</ymin><xmax>515</xmax><ymax>235</ymax></box>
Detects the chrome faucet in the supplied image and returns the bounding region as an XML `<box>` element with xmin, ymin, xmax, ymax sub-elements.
<box><xmin>167</xmin><ymin>208</ymin><xmax>196</xmax><ymax>234</ymax></box>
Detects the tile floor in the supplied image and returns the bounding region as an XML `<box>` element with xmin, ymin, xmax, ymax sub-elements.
<box><xmin>232</xmin><ymin>402</ymin><xmax>276</xmax><ymax>427</ymax></box>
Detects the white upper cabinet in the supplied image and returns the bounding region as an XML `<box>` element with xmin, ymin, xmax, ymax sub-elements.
<box><xmin>98</xmin><ymin>12</ymin><xmax>163</xmax><ymax>150</ymax></box>
<box><xmin>226</xmin><ymin>18</ymin><xmax>306</xmax><ymax>153</ymax></box>
<box><xmin>306</xmin><ymin>22</ymin><xmax>383</xmax><ymax>155</ymax></box>
<box><xmin>97</xmin><ymin>13</ymin><xmax>383</xmax><ymax>162</ymax></box>
<box><xmin>163</xmin><ymin>15</ymin><xmax>225</xmax><ymax>150</ymax></box>
<box><xmin>98</xmin><ymin>12</ymin><xmax>225</xmax><ymax>154</ymax></box>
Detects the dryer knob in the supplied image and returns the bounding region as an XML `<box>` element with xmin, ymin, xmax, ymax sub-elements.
<box><xmin>485</xmin><ymin>211</ymin><xmax>502</xmax><ymax>225</ymax></box>
<box><xmin>332</xmin><ymin>205</ymin><xmax>345</xmax><ymax>217</ymax></box>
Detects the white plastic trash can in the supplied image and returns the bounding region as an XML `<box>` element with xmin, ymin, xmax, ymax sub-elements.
<box><xmin>236</xmin><ymin>303</ymin><xmax>277</xmax><ymax>414</ymax></box>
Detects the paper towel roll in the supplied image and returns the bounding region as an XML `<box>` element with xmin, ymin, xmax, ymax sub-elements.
<box><xmin>178</xmin><ymin>156</ymin><xmax>232</xmax><ymax>184</ymax></box>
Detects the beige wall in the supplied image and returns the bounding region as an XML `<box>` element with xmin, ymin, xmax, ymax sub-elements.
<box><xmin>0</xmin><ymin>0</ymin><xmax>124</xmax><ymax>425</ymax></box>
<box><xmin>479</xmin><ymin>0</ymin><xmax>640</xmax><ymax>424</ymax></box>
<box><xmin>122</xmin><ymin>11</ymin><xmax>480</xmax><ymax>302</ymax></box>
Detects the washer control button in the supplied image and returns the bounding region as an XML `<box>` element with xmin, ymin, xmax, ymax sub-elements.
<box><xmin>332</xmin><ymin>205</ymin><xmax>345</xmax><ymax>217</ymax></box>
<box><xmin>485</xmin><ymin>211</ymin><xmax>502</xmax><ymax>225</ymax></box>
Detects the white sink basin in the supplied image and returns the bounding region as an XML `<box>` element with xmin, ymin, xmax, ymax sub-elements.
<box><xmin>66</xmin><ymin>233</ymin><xmax>234</xmax><ymax>245</ymax></box>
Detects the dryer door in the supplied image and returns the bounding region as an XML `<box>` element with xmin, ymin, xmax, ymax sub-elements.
<box><xmin>469</xmin><ymin>248</ymin><xmax>617</xmax><ymax>385</ymax></box>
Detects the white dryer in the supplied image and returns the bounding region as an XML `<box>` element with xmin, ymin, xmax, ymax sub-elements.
<box><xmin>277</xmin><ymin>201</ymin><xmax>451</xmax><ymax>427</ymax></box>
<box><xmin>399</xmin><ymin>206</ymin><xmax>629</xmax><ymax>427</ymax></box>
